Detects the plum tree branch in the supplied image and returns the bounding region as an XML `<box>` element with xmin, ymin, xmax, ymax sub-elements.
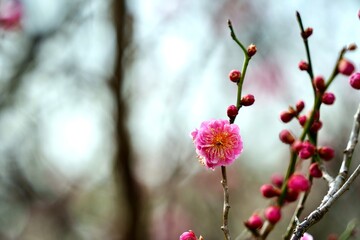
<box><xmin>290</xmin><ymin>103</ymin><xmax>360</xmax><ymax>240</ymax></box>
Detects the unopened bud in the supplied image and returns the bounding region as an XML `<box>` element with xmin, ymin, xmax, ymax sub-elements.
<box><xmin>260</xmin><ymin>184</ymin><xmax>280</xmax><ymax>198</ymax></box>
<box><xmin>292</xmin><ymin>140</ymin><xmax>303</xmax><ymax>153</ymax></box>
<box><xmin>271</xmin><ymin>173</ymin><xmax>284</xmax><ymax>188</ymax></box>
<box><xmin>298</xmin><ymin>115</ymin><xmax>307</xmax><ymax>126</ymax></box>
<box><xmin>265</xmin><ymin>206</ymin><xmax>282</xmax><ymax>224</ymax></box>
<box><xmin>310</xmin><ymin>121</ymin><xmax>322</xmax><ymax>133</ymax></box>
<box><xmin>241</xmin><ymin>94</ymin><xmax>255</xmax><ymax>106</ymax></box>
<box><xmin>349</xmin><ymin>72</ymin><xmax>360</xmax><ymax>90</ymax></box>
<box><xmin>288</xmin><ymin>174</ymin><xmax>310</xmax><ymax>192</ymax></box>
<box><xmin>348</xmin><ymin>43</ymin><xmax>357</xmax><ymax>51</ymax></box>
<box><xmin>322</xmin><ymin>92</ymin><xmax>336</xmax><ymax>105</ymax></box>
<box><xmin>280</xmin><ymin>111</ymin><xmax>294</xmax><ymax>123</ymax></box>
<box><xmin>298</xmin><ymin>141</ymin><xmax>315</xmax><ymax>159</ymax></box>
<box><xmin>318</xmin><ymin>146</ymin><xmax>335</xmax><ymax>161</ymax></box>
<box><xmin>279</xmin><ymin>129</ymin><xmax>295</xmax><ymax>144</ymax></box>
<box><xmin>244</xmin><ymin>214</ymin><xmax>263</xmax><ymax>230</ymax></box>
<box><xmin>179</xmin><ymin>230</ymin><xmax>197</xmax><ymax>240</ymax></box>
<box><xmin>247</xmin><ymin>44</ymin><xmax>257</xmax><ymax>57</ymax></box>
<box><xmin>227</xmin><ymin>105</ymin><xmax>238</xmax><ymax>118</ymax></box>
<box><xmin>285</xmin><ymin>189</ymin><xmax>299</xmax><ymax>203</ymax></box>
<box><xmin>338</xmin><ymin>59</ymin><xmax>355</xmax><ymax>76</ymax></box>
<box><xmin>298</xmin><ymin>60</ymin><xmax>309</xmax><ymax>71</ymax></box>
<box><xmin>301</xmin><ymin>27</ymin><xmax>313</xmax><ymax>39</ymax></box>
<box><xmin>309</xmin><ymin>163</ymin><xmax>322</xmax><ymax>178</ymax></box>
<box><xmin>314</xmin><ymin>75</ymin><xmax>326</xmax><ymax>92</ymax></box>
<box><xmin>295</xmin><ymin>100</ymin><xmax>305</xmax><ymax>113</ymax></box>
<box><xmin>229</xmin><ymin>70</ymin><xmax>241</xmax><ymax>83</ymax></box>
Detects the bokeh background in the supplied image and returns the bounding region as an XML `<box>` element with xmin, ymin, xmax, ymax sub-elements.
<box><xmin>1</xmin><ymin>0</ymin><xmax>360</xmax><ymax>239</ymax></box>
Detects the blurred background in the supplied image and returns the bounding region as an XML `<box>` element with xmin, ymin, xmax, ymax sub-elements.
<box><xmin>0</xmin><ymin>0</ymin><xmax>360</xmax><ymax>239</ymax></box>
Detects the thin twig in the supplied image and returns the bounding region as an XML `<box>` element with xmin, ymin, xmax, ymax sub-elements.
<box><xmin>291</xmin><ymin>162</ymin><xmax>360</xmax><ymax>240</ymax></box>
<box><xmin>321</xmin><ymin>103</ymin><xmax>360</xmax><ymax>206</ymax></box>
<box><xmin>221</xmin><ymin>166</ymin><xmax>231</xmax><ymax>240</ymax></box>
<box><xmin>296</xmin><ymin>11</ymin><xmax>314</xmax><ymax>82</ymax></box>
<box><xmin>290</xmin><ymin>104</ymin><xmax>360</xmax><ymax>240</ymax></box>
<box><xmin>227</xmin><ymin>19</ymin><xmax>252</xmax><ymax>112</ymax></box>
<box><xmin>319</xmin><ymin>162</ymin><xmax>334</xmax><ymax>184</ymax></box>
<box><xmin>283</xmin><ymin>43</ymin><xmax>350</xmax><ymax>240</ymax></box>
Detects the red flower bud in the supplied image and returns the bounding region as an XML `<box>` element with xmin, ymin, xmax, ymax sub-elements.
<box><xmin>318</xmin><ymin>146</ymin><xmax>335</xmax><ymax>161</ymax></box>
<box><xmin>260</xmin><ymin>184</ymin><xmax>280</xmax><ymax>198</ymax></box>
<box><xmin>279</xmin><ymin>129</ymin><xmax>295</xmax><ymax>144</ymax></box>
<box><xmin>338</xmin><ymin>59</ymin><xmax>355</xmax><ymax>76</ymax></box>
<box><xmin>348</xmin><ymin>43</ymin><xmax>357</xmax><ymax>51</ymax></box>
<box><xmin>271</xmin><ymin>173</ymin><xmax>284</xmax><ymax>188</ymax></box>
<box><xmin>299</xmin><ymin>149</ymin><xmax>313</xmax><ymax>159</ymax></box>
<box><xmin>322</xmin><ymin>92</ymin><xmax>335</xmax><ymax>105</ymax></box>
<box><xmin>244</xmin><ymin>214</ymin><xmax>263</xmax><ymax>230</ymax></box>
<box><xmin>309</xmin><ymin>163</ymin><xmax>322</xmax><ymax>178</ymax></box>
<box><xmin>292</xmin><ymin>140</ymin><xmax>303</xmax><ymax>153</ymax></box>
<box><xmin>310</xmin><ymin>121</ymin><xmax>322</xmax><ymax>133</ymax></box>
<box><xmin>227</xmin><ymin>105</ymin><xmax>238</xmax><ymax>118</ymax></box>
<box><xmin>295</xmin><ymin>100</ymin><xmax>305</xmax><ymax>113</ymax></box>
<box><xmin>298</xmin><ymin>115</ymin><xmax>307</xmax><ymax>126</ymax></box>
<box><xmin>285</xmin><ymin>189</ymin><xmax>299</xmax><ymax>202</ymax></box>
<box><xmin>298</xmin><ymin>141</ymin><xmax>315</xmax><ymax>159</ymax></box>
<box><xmin>288</xmin><ymin>174</ymin><xmax>310</xmax><ymax>192</ymax></box>
<box><xmin>179</xmin><ymin>230</ymin><xmax>197</xmax><ymax>240</ymax></box>
<box><xmin>298</xmin><ymin>61</ymin><xmax>309</xmax><ymax>71</ymax></box>
<box><xmin>247</xmin><ymin>44</ymin><xmax>257</xmax><ymax>57</ymax></box>
<box><xmin>265</xmin><ymin>206</ymin><xmax>281</xmax><ymax>224</ymax></box>
<box><xmin>241</xmin><ymin>94</ymin><xmax>255</xmax><ymax>106</ymax></box>
<box><xmin>280</xmin><ymin>111</ymin><xmax>294</xmax><ymax>123</ymax></box>
<box><xmin>314</xmin><ymin>75</ymin><xmax>326</xmax><ymax>92</ymax></box>
<box><xmin>349</xmin><ymin>72</ymin><xmax>360</xmax><ymax>90</ymax></box>
<box><xmin>301</xmin><ymin>27</ymin><xmax>313</xmax><ymax>39</ymax></box>
<box><xmin>229</xmin><ymin>69</ymin><xmax>241</xmax><ymax>83</ymax></box>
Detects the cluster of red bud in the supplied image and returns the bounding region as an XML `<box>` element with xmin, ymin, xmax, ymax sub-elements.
<box><xmin>245</xmin><ymin>27</ymin><xmax>360</xmax><ymax>231</ymax></box>
<box><xmin>189</xmin><ymin>19</ymin><xmax>360</xmax><ymax>238</ymax></box>
<box><xmin>245</xmin><ymin>172</ymin><xmax>312</xmax><ymax>229</ymax></box>
<box><xmin>278</xmin><ymin>100</ymin><xmax>335</xmax><ymax>180</ymax></box>
<box><xmin>300</xmin><ymin>54</ymin><xmax>360</xmax><ymax>91</ymax></box>
<box><xmin>244</xmin><ymin>205</ymin><xmax>282</xmax><ymax>230</ymax></box>
<box><xmin>226</xmin><ymin>44</ymin><xmax>257</xmax><ymax>121</ymax></box>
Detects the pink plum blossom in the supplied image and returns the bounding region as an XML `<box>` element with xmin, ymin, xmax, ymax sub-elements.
<box><xmin>0</xmin><ymin>0</ymin><xmax>22</xmax><ymax>30</ymax></box>
<box><xmin>191</xmin><ymin>119</ymin><xmax>243</xmax><ymax>169</ymax></box>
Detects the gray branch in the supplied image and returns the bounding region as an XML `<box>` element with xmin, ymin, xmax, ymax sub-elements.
<box><xmin>290</xmin><ymin>103</ymin><xmax>360</xmax><ymax>240</ymax></box>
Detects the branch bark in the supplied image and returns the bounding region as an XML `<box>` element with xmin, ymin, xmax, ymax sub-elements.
<box><xmin>221</xmin><ymin>166</ymin><xmax>232</xmax><ymax>240</ymax></box>
<box><xmin>290</xmin><ymin>103</ymin><xmax>360</xmax><ymax>240</ymax></box>
<box><xmin>110</xmin><ymin>1</ymin><xmax>147</xmax><ymax>239</ymax></box>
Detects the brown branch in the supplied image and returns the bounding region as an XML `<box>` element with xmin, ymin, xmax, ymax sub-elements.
<box><xmin>221</xmin><ymin>166</ymin><xmax>231</xmax><ymax>240</ymax></box>
<box><xmin>290</xmin><ymin>103</ymin><xmax>360</xmax><ymax>240</ymax></box>
<box><xmin>110</xmin><ymin>1</ymin><xmax>147</xmax><ymax>240</ymax></box>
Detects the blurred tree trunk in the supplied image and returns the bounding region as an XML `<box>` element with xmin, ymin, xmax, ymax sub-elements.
<box><xmin>110</xmin><ymin>1</ymin><xmax>148</xmax><ymax>239</ymax></box>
